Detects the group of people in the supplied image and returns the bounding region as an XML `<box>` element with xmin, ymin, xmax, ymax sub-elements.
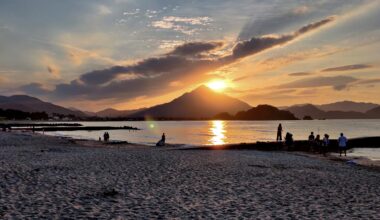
<box><xmin>99</xmin><ymin>131</ymin><xmax>166</xmax><ymax>146</ymax></box>
<box><xmin>277</xmin><ymin>124</ymin><xmax>294</xmax><ymax>148</ymax></box>
<box><xmin>308</xmin><ymin>132</ymin><xmax>330</xmax><ymax>156</ymax></box>
<box><xmin>277</xmin><ymin>123</ymin><xmax>349</xmax><ymax>156</ymax></box>
<box><xmin>103</xmin><ymin>132</ymin><xmax>110</xmax><ymax>142</ymax></box>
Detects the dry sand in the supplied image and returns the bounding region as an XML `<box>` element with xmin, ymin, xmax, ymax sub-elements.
<box><xmin>0</xmin><ymin>131</ymin><xmax>379</xmax><ymax>219</ymax></box>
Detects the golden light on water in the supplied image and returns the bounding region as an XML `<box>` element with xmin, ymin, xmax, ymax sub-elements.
<box><xmin>209</xmin><ymin>120</ymin><xmax>226</xmax><ymax>145</ymax></box>
<box><xmin>207</xmin><ymin>80</ymin><xmax>227</xmax><ymax>92</ymax></box>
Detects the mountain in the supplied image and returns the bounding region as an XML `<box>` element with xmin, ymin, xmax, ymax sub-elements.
<box><xmin>318</xmin><ymin>101</ymin><xmax>379</xmax><ymax>113</ymax></box>
<box><xmin>130</xmin><ymin>85</ymin><xmax>251</xmax><ymax>119</ymax></box>
<box><xmin>286</xmin><ymin>104</ymin><xmax>368</xmax><ymax>119</ymax></box>
<box><xmin>95</xmin><ymin>108</ymin><xmax>146</xmax><ymax>118</ymax></box>
<box><xmin>366</xmin><ymin>106</ymin><xmax>380</xmax><ymax>118</ymax></box>
<box><xmin>235</xmin><ymin>105</ymin><xmax>297</xmax><ymax>120</ymax></box>
<box><xmin>0</xmin><ymin>95</ymin><xmax>85</xmax><ymax>117</ymax></box>
<box><xmin>286</xmin><ymin>104</ymin><xmax>326</xmax><ymax>119</ymax></box>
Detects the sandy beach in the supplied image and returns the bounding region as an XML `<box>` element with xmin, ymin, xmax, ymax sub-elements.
<box><xmin>1</xmin><ymin>132</ymin><xmax>380</xmax><ymax>219</ymax></box>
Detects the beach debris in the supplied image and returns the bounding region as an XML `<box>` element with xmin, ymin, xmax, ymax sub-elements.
<box><xmin>101</xmin><ymin>188</ymin><xmax>119</xmax><ymax>197</ymax></box>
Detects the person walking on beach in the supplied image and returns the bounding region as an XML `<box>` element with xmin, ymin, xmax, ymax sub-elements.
<box><xmin>338</xmin><ymin>133</ymin><xmax>348</xmax><ymax>156</ymax></box>
<box><xmin>276</xmin><ymin>123</ymin><xmax>283</xmax><ymax>142</ymax></box>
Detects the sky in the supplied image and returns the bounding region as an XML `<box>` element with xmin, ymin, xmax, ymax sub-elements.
<box><xmin>1</xmin><ymin>0</ymin><xmax>380</xmax><ymax>111</ymax></box>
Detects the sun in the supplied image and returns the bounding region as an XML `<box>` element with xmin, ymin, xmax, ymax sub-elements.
<box><xmin>207</xmin><ymin>80</ymin><xmax>227</xmax><ymax>92</ymax></box>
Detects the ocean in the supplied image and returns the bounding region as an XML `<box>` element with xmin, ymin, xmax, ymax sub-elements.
<box><xmin>35</xmin><ymin>119</ymin><xmax>380</xmax><ymax>160</ymax></box>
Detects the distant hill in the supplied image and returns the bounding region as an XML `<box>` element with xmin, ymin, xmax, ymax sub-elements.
<box><xmin>286</xmin><ymin>104</ymin><xmax>374</xmax><ymax>119</ymax></box>
<box><xmin>318</xmin><ymin>101</ymin><xmax>379</xmax><ymax>113</ymax></box>
<box><xmin>130</xmin><ymin>85</ymin><xmax>251</xmax><ymax>119</ymax></box>
<box><xmin>95</xmin><ymin>108</ymin><xmax>147</xmax><ymax>118</ymax></box>
<box><xmin>366</xmin><ymin>106</ymin><xmax>380</xmax><ymax>118</ymax></box>
<box><xmin>0</xmin><ymin>95</ymin><xmax>85</xmax><ymax>117</ymax></box>
<box><xmin>286</xmin><ymin>104</ymin><xmax>326</xmax><ymax>119</ymax></box>
<box><xmin>235</xmin><ymin>105</ymin><xmax>297</xmax><ymax>120</ymax></box>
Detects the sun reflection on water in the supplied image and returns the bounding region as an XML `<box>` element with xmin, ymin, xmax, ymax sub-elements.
<box><xmin>209</xmin><ymin>120</ymin><xmax>226</xmax><ymax>145</ymax></box>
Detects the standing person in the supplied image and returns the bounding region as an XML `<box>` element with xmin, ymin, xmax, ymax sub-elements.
<box><xmin>315</xmin><ymin>134</ymin><xmax>321</xmax><ymax>153</ymax></box>
<box><xmin>308</xmin><ymin>132</ymin><xmax>315</xmax><ymax>151</ymax></box>
<box><xmin>322</xmin><ymin>134</ymin><xmax>330</xmax><ymax>156</ymax></box>
<box><xmin>338</xmin><ymin>133</ymin><xmax>348</xmax><ymax>156</ymax></box>
<box><xmin>276</xmin><ymin>123</ymin><xmax>283</xmax><ymax>142</ymax></box>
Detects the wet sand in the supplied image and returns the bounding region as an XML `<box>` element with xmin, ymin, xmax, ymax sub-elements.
<box><xmin>1</xmin><ymin>131</ymin><xmax>380</xmax><ymax>219</ymax></box>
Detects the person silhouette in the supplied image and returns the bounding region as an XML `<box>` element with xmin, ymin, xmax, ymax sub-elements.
<box><xmin>338</xmin><ymin>133</ymin><xmax>348</xmax><ymax>156</ymax></box>
<box><xmin>322</xmin><ymin>134</ymin><xmax>330</xmax><ymax>156</ymax></box>
<box><xmin>285</xmin><ymin>132</ymin><xmax>293</xmax><ymax>149</ymax></box>
<box><xmin>156</xmin><ymin>133</ymin><xmax>166</xmax><ymax>146</ymax></box>
<box><xmin>162</xmin><ymin>133</ymin><xmax>166</xmax><ymax>144</ymax></box>
<box><xmin>308</xmin><ymin>132</ymin><xmax>315</xmax><ymax>151</ymax></box>
<box><xmin>276</xmin><ymin>124</ymin><xmax>283</xmax><ymax>142</ymax></box>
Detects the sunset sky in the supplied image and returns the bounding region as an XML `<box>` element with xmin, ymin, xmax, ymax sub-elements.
<box><xmin>1</xmin><ymin>0</ymin><xmax>380</xmax><ymax>111</ymax></box>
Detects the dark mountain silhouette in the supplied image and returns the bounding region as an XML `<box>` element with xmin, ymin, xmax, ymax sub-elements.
<box><xmin>366</xmin><ymin>106</ymin><xmax>380</xmax><ymax>118</ymax></box>
<box><xmin>323</xmin><ymin>111</ymin><xmax>367</xmax><ymax>119</ymax></box>
<box><xmin>130</xmin><ymin>85</ymin><xmax>251</xmax><ymax>119</ymax></box>
<box><xmin>286</xmin><ymin>104</ymin><xmax>326</xmax><ymax>119</ymax></box>
<box><xmin>0</xmin><ymin>95</ymin><xmax>85</xmax><ymax>117</ymax></box>
<box><xmin>235</xmin><ymin>105</ymin><xmax>297</xmax><ymax>120</ymax></box>
<box><xmin>96</xmin><ymin>108</ymin><xmax>147</xmax><ymax>118</ymax></box>
<box><xmin>286</xmin><ymin>104</ymin><xmax>372</xmax><ymax>119</ymax></box>
<box><xmin>318</xmin><ymin>101</ymin><xmax>379</xmax><ymax>113</ymax></box>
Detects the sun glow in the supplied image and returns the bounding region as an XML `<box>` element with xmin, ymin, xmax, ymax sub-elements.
<box><xmin>209</xmin><ymin>120</ymin><xmax>226</xmax><ymax>145</ymax></box>
<box><xmin>207</xmin><ymin>80</ymin><xmax>227</xmax><ymax>92</ymax></box>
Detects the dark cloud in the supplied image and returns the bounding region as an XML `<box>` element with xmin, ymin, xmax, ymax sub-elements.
<box><xmin>21</xmin><ymin>17</ymin><xmax>334</xmax><ymax>101</ymax></box>
<box><xmin>168</xmin><ymin>42</ymin><xmax>223</xmax><ymax>57</ymax></box>
<box><xmin>321</xmin><ymin>64</ymin><xmax>372</xmax><ymax>72</ymax></box>
<box><xmin>227</xmin><ymin>17</ymin><xmax>334</xmax><ymax>61</ymax></box>
<box><xmin>295</xmin><ymin>17</ymin><xmax>334</xmax><ymax>35</ymax></box>
<box><xmin>79</xmin><ymin>66</ymin><xmax>130</xmax><ymax>85</ymax></box>
<box><xmin>237</xmin><ymin>0</ymin><xmax>363</xmax><ymax>41</ymax></box>
<box><xmin>288</xmin><ymin>72</ymin><xmax>313</xmax><ymax>77</ymax></box>
<box><xmin>238</xmin><ymin>7</ymin><xmax>312</xmax><ymax>41</ymax></box>
<box><xmin>20</xmin><ymin>83</ymin><xmax>51</xmax><ymax>95</ymax></box>
<box><xmin>276</xmin><ymin>75</ymin><xmax>358</xmax><ymax>91</ymax></box>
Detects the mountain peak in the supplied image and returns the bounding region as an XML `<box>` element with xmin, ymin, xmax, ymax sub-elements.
<box><xmin>9</xmin><ymin>94</ymin><xmax>42</xmax><ymax>102</ymax></box>
<box><xmin>190</xmin><ymin>85</ymin><xmax>214</xmax><ymax>94</ymax></box>
<box><xmin>131</xmin><ymin>85</ymin><xmax>251</xmax><ymax>119</ymax></box>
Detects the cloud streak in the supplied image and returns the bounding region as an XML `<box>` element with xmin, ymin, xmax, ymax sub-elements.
<box><xmin>321</xmin><ymin>64</ymin><xmax>372</xmax><ymax>72</ymax></box>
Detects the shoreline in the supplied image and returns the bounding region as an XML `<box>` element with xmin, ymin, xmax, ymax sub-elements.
<box><xmin>1</xmin><ymin>130</ymin><xmax>380</xmax><ymax>218</ymax></box>
<box><xmin>14</xmin><ymin>130</ymin><xmax>380</xmax><ymax>169</ymax></box>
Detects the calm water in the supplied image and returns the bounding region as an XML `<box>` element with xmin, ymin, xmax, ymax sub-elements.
<box><xmin>30</xmin><ymin>119</ymin><xmax>379</xmax><ymax>160</ymax></box>
<box><xmin>45</xmin><ymin>119</ymin><xmax>380</xmax><ymax>146</ymax></box>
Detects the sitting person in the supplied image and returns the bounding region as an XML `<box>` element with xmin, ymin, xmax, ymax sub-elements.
<box><xmin>156</xmin><ymin>133</ymin><xmax>166</xmax><ymax>146</ymax></box>
<box><xmin>284</xmin><ymin>132</ymin><xmax>294</xmax><ymax>150</ymax></box>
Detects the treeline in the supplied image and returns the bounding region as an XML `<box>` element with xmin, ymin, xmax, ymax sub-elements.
<box><xmin>213</xmin><ymin>105</ymin><xmax>297</xmax><ymax>120</ymax></box>
<box><xmin>0</xmin><ymin>109</ymin><xmax>48</xmax><ymax>120</ymax></box>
